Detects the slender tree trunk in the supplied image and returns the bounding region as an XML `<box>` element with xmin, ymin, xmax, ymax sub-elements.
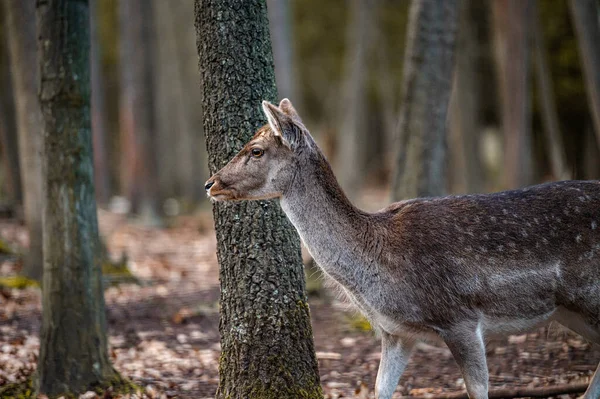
<box><xmin>363</xmin><ymin>1</ymin><xmax>391</xmax><ymax>190</ymax></box>
<box><xmin>532</xmin><ymin>0</ymin><xmax>570</xmax><ymax>180</ymax></box>
<box><xmin>195</xmin><ymin>1</ymin><xmax>322</xmax><ymax>398</ymax></box>
<box><xmin>118</xmin><ymin>0</ymin><xmax>161</xmax><ymax>224</ymax></box>
<box><xmin>449</xmin><ymin>0</ymin><xmax>484</xmax><ymax>194</ymax></box>
<box><xmin>118</xmin><ymin>1</ymin><xmax>138</xmax><ymax>211</ymax></box>
<box><xmin>390</xmin><ymin>0</ymin><xmax>458</xmax><ymax>201</ymax></box>
<box><xmin>373</xmin><ymin>27</ymin><xmax>398</xmax><ymax>170</ymax></box>
<box><xmin>492</xmin><ymin>0</ymin><xmax>533</xmax><ymax>189</ymax></box>
<box><xmin>154</xmin><ymin>0</ymin><xmax>206</xmax><ymax>207</ymax></box>
<box><xmin>36</xmin><ymin>0</ymin><xmax>124</xmax><ymax>396</ymax></box>
<box><xmin>4</xmin><ymin>0</ymin><xmax>44</xmax><ymax>280</ymax></box>
<box><xmin>336</xmin><ymin>0</ymin><xmax>375</xmax><ymax>199</ymax></box>
<box><xmin>90</xmin><ymin>0</ymin><xmax>110</xmax><ymax>205</ymax></box>
<box><xmin>0</xmin><ymin>34</ymin><xmax>21</xmax><ymax>208</ymax></box>
<box><xmin>154</xmin><ymin>0</ymin><xmax>184</xmax><ymax>204</ymax></box>
<box><xmin>583</xmin><ymin>124</ymin><xmax>600</xmax><ymax>179</ymax></box>
<box><xmin>267</xmin><ymin>0</ymin><xmax>298</xmax><ymax>102</ymax></box>
<box><xmin>569</xmin><ymin>0</ymin><xmax>600</xmax><ymax>149</ymax></box>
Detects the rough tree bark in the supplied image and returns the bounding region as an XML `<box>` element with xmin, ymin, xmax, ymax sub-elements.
<box><xmin>118</xmin><ymin>0</ymin><xmax>161</xmax><ymax>223</ymax></box>
<box><xmin>90</xmin><ymin>0</ymin><xmax>110</xmax><ymax>205</ymax></box>
<box><xmin>4</xmin><ymin>0</ymin><xmax>44</xmax><ymax>280</ymax></box>
<box><xmin>36</xmin><ymin>0</ymin><xmax>125</xmax><ymax>396</ymax></box>
<box><xmin>195</xmin><ymin>1</ymin><xmax>322</xmax><ymax>398</ymax></box>
<box><xmin>569</xmin><ymin>0</ymin><xmax>600</xmax><ymax>149</ymax></box>
<box><xmin>492</xmin><ymin>0</ymin><xmax>533</xmax><ymax>189</ymax></box>
<box><xmin>336</xmin><ymin>0</ymin><xmax>375</xmax><ymax>199</ymax></box>
<box><xmin>390</xmin><ymin>0</ymin><xmax>458</xmax><ymax>201</ymax></box>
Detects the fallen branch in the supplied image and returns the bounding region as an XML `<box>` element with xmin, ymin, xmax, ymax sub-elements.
<box><xmin>407</xmin><ymin>382</ymin><xmax>589</xmax><ymax>399</ymax></box>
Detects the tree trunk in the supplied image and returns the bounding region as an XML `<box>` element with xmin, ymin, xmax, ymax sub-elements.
<box><xmin>449</xmin><ymin>0</ymin><xmax>485</xmax><ymax>194</ymax></box>
<box><xmin>154</xmin><ymin>0</ymin><xmax>206</xmax><ymax>208</ymax></box>
<box><xmin>569</xmin><ymin>0</ymin><xmax>600</xmax><ymax>149</ymax></box>
<box><xmin>36</xmin><ymin>0</ymin><xmax>123</xmax><ymax>395</ymax></box>
<box><xmin>153</xmin><ymin>0</ymin><xmax>179</xmax><ymax>204</ymax></box>
<box><xmin>4</xmin><ymin>0</ymin><xmax>44</xmax><ymax>280</ymax></box>
<box><xmin>266</xmin><ymin>0</ymin><xmax>298</xmax><ymax>102</ymax></box>
<box><xmin>336</xmin><ymin>0</ymin><xmax>375</xmax><ymax>200</ymax></box>
<box><xmin>583</xmin><ymin>123</ymin><xmax>600</xmax><ymax>179</ymax></box>
<box><xmin>373</xmin><ymin>27</ymin><xmax>399</xmax><ymax>173</ymax></box>
<box><xmin>90</xmin><ymin>0</ymin><xmax>110</xmax><ymax>206</ymax></box>
<box><xmin>195</xmin><ymin>1</ymin><xmax>322</xmax><ymax>398</ymax></box>
<box><xmin>532</xmin><ymin>0</ymin><xmax>570</xmax><ymax>181</ymax></box>
<box><xmin>0</xmin><ymin>31</ymin><xmax>21</xmax><ymax>208</ymax></box>
<box><xmin>118</xmin><ymin>0</ymin><xmax>161</xmax><ymax>224</ymax></box>
<box><xmin>390</xmin><ymin>0</ymin><xmax>458</xmax><ymax>201</ymax></box>
<box><xmin>492</xmin><ymin>0</ymin><xmax>533</xmax><ymax>189</ymax></box>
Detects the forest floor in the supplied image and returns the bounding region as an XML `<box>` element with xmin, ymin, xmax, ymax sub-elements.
<box><xmin>0</xmin><ymin>209</ymin><xmax>598</xmax><ymax>399</ymax></box>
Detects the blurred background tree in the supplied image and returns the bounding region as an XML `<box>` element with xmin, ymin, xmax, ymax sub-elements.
<box><xmin>118</xmin><ymin>0</ymin><xmax>161</xmax><ymax>225</ymax></box>
<box><xmin>154</xmin><ymin>0</ymin><xmax>206</xmax><ymax>211</ymax></box>
<box><xmin>91</xmin><ymin>0</ymin><xmax>111</xmax><ymax>206</ymax></box>
<box><xmin>569</xmin><ymin>0</ymin><xmax>600</xmax><ymax>154</ymax></box>
<box><xmin>390</xmin><ymin>0</ymin><xmax>458</xmax><ymax>201</ymax></box>
<box><xmin>3</xmin><ymin>0</ymin><xmax>43</xmax><ymax>281</ymax></box>
<box><xmin>0</xmin><ymin>13</ymin><xmax>20</xmax><ymax>210</ymax></box>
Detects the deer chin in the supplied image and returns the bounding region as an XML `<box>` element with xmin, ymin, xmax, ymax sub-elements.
<box><xmin>209</xmin><ymin>189</ymin><xmax>282</xmax><ymax>202</ymax></box>
<box><xmin>207</xmin><ymin>188</ymin><xmax>238</xmax><ymax>201</ymax></box>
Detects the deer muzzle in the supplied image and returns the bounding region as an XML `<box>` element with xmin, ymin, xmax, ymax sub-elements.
<box><xmin>204</xmin><ymin>175</ymin><xmax>236</xmax><ymax>201</ymax></box>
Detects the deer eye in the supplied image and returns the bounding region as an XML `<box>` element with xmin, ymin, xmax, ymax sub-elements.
<box><xmin>251</xmin><ymin>148</ymin><xmax>264</xmax><ymax>158</ymax></box>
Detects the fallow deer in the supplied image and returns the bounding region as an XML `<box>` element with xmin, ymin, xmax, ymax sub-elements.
<box><xmin>205</xmin><ymin>99</ymin><xmax>600</xmax><ymax>399</ymax></box>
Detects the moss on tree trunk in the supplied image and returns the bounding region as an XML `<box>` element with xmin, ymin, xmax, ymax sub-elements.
<box><xmin>36</xmin><ymin>0</ymin><xmax>125</xmax><ymax>396</ymax></box>
<box><xmin>195</xmin><ymin>1</ymin><xmax>322</xmax><ymax>398</ymax></box>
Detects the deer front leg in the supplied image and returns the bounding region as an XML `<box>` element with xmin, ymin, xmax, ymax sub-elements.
<box><xmin>583</xmin><ymin>362</ymin><xmax>600</xmax><ymax>399</ymax></box>
<box><xmin>553</xmin><ymin>309</ymin><xmax>600</xmax><ymax>398</ymax></box>
<box><xmin>375</xmin><ymin>331</ymin><xmax>415</xmax><ymax>399</ymax></box>
<box><xmin>440</xmin><ymin>322</ymin><xmax>489</xmax><ymax>399</ymax></box>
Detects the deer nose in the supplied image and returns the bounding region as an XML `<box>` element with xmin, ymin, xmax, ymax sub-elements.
<box><xmin>205</xmin><ymin>181</ymin><xmax>215</xmax><ymax>191</ymax></box>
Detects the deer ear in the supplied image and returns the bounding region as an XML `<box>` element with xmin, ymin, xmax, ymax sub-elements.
<box><xmin>278</xmin><ymin>98</ymin><xmax>302</xmax><ymax>124</ymax></box>
<box><xmin>262</xmin><ymin>100</ymin><xmax>301</xmax><ymax>149</ymax></box>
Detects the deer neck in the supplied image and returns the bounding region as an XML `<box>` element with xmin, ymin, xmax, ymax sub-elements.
<box><xmin>279</xmin><ymin>151</ymin><xmax>377</xmax><ymax>292</ymax></box>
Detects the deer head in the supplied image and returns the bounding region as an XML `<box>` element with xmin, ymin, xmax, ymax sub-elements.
<box><xmin>204</xmin><ymin>99</ymin><xmax>308</xmax><ymax>201</ymax></box>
